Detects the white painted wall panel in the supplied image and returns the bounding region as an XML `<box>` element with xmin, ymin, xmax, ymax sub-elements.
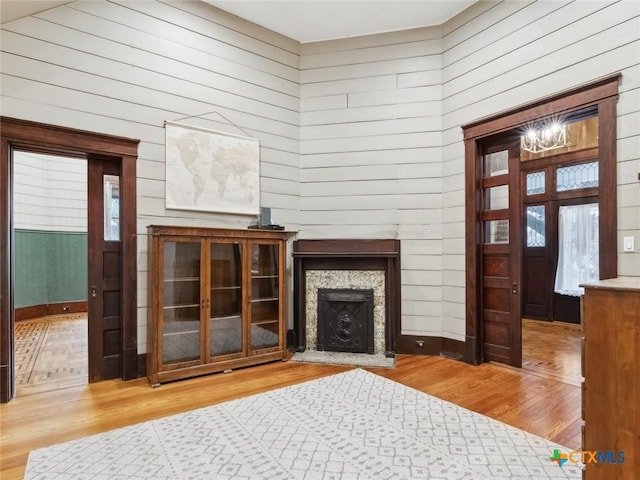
<box><xmin>300</xmin><ymin>27</ymin><xmax>444</xmax><ymax>340</ymax></box>
<box><xmin>1</xmin><ymin>0</ymin><xmax>300</xmax><ymax>355</ymax></box>
<box><xmin>443</xmin><ymin>2</ymin><xmax>599</xmax><ymax>80</ymax></box>
<box><xmin>302</xmin><ymin>148</ymin><xmax>440</xmax><ymax>168</ymax></box>
<box><xmin>349</xmin><ymin>86</ymin><xmax>441</xmax><ymax>107</ymax></box>
<box><xmin>440</xmin><ymin>0</ymin><xmax>640</xmax><ymax>342</ymax></box>
<box><xmin>301</xmin><ymin>56</ymin><xmax>441</xmax><ymax>84</ymax></box>
<box><xmin>71</xmin><ymin>1</ymin><xmax>298</xmax><ymax>79</ymax></box>
<box><xmin>300</xmin><ymin>39</ymin><xmax>440</xmax><ymax>69</ymax></box>
<box><xmin>301</xmin><ymin>95</ymin><xmax>348</xmax><ymax>112</ymax></box>
<box><xmin>302</xmin><ymin>75</ymin><xmax>397</xmax><ymax>97</ymax></box>
<box><xmin>302</xmin><ymin>101</ymin><xmax>441</xmax><ymax>126</ymax></box>
<box><xmin>302</xmin><ymin>117</ymin><xmax>441</xmax><ymax>141</ymax></box>
<box><xmin>403</xmin><ymin>285</ymin><xmax>442</xmax><ymax>302</ymax></box>
<box><xmin>4</xmin><ymin>0</ymin><xmax>639</xmax><ymax>355</ymax></box>
<box><xmin>13</xmin><ymin>152</ymin><xmax>87</xmax><ymax>232</ymax></box>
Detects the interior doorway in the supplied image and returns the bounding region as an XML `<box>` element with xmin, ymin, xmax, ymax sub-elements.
<box><xmin>0</xmin><ymin>117</ymin><xmax>139</xmax><ymax>403</ymax></box>
<box><xmin>12</xmin><ymin>152</ymin><xmax>89</xmax><ymax>396</ymax></box>
<box><xmin>462</xmin><ymin>74</ymin><xmax>620</xmax><ymax>367</ymax></box>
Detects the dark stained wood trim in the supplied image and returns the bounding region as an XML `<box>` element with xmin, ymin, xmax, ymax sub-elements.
<box><xmin>292</xmin><ymin>239</ymin><xmax>400</xmax><ymax>356</ymax></box>
<box><xmin>0</xmin><ymin>117</ymin><xmax>140</xmax><ymax>403</ymax></box>
<box><xmin>520</xmin><ymin>147</ymin><xmax>599</xmax><ymax>171</ymax></box>
<box><xmin>598</xmin><ymin>98</ymin><xmax>618</xmax><ymax>280</ymax></box>
<box><xmin>396</xmin><ymin>335</ymin><xmax>465</xmax><ymax>359</ymax></box>
<box><xmin>0</xmin><ymin>138</ymin><xmax>12</xmax><ymax>402</ymax></box>
<box><xmin>508</xmin><ymin>141</ymin><xmax>523</xmax><ymax>368</ymax></box>
<box><xmin>87</xmin><ymin>158</ymin><xmax>105</xmax><ymax>383</ymax></box>
<box><xmin>137</xmin><ymin>353</ymin><xmax>147</xmax><ymax>378</ymax></box>
<box><xmin>0</xmin><ymin>117</ymin><xmax>139</xmax><ymax>158</ymax></box>
<box><xmin>462</xmin><ymin>73</ymin><xmax>622</xmax><ymax>140</ymax></box>
<box><xmin>462</xmin><ymin>75</ymin><xmax>620</xmax><ymax>367</ymax></box>
<box><xmin>121</xmin><ymin>155</ymin><xmax>137</xmax><ymax>380</ymax></box>
<box><xmin>14</xmin><ymin>305</ymin><xmax>47</xmax><ymax>322</ymax></box>
<box><xmin>292</xmin><ymin>238</ymin><xmax>400</xmax><ymax>255</ymax></box>
<box><xmin>293</xmin><ymin>250</ymin><xmax>306</xmax><ymax>351</ymax></box>
<box><xmin>148</xmin><ymin>225</ymin><xmax>291</xmax><ymax>240</ymax></box>
<box><xmin>15</xmin><ymin>302</ymin><xmax>88</xmax><ymax>321</ymax></box>
<box><xmin>464</xmin><ymin>138</ymin><xmax>482</xmax><ymax>365</ymax></box>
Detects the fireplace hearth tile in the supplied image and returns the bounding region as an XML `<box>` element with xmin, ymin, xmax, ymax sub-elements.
<box><xmin>290</xmin><ymin>350</ymin><xmax>395</xmax><ymax>368</ymax></box>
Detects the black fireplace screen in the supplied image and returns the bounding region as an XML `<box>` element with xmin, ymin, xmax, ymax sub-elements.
<box><xmin>317</xmin><ymin>288</ymin><xmax>374</xmax><ymax>354</ymax></box>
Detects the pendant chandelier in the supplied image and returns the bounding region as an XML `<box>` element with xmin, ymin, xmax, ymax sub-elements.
<box><xmin>521</xmin><ymin>121</ymin><xmax>569</xmax><ymax>153</ymax></box>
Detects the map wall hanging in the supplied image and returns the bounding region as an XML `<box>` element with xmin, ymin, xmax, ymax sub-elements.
<box><xmin>164</xmin><ymin>121</ymin><xmax>260</xmax><ymax>215</ymax></box>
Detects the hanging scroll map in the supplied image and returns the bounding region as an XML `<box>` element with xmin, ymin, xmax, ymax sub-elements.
<box><xmin>164</xmin><ymin>121</ymin><xmax>260</xmax><ymax>215</ymax></box>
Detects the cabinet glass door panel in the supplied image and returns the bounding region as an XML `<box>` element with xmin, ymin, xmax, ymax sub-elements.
<box><xmin>162</xmin><ymin>241</ymin><xmax>201</xmax><ymax>364</ymax></box>
<box><xmin>250</xmin><ymin>244</ymin><xmax>279</xmax><ymax>350</ymax></box>
<box><xmin>210</xmin><ymin>242</ymin><xmax>243</xmax><ymax>356</ymax></box>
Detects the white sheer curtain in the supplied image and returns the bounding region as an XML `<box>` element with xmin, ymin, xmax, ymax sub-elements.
<box><xmin>554</xmin><ymin>203</ymin><xmax>599</xmax><ymax>296</ymax></box>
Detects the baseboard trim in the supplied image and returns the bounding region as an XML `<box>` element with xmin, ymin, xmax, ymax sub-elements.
<box><xmin>15</xmin><ymin>301</ymin><xmax>88</xmax><ymax>321</ymax></box>
<box><xmin>137</xmin><ymin>353</ymin><xmax>147</xmax><ymax>378</ymax></box>
<box><xmin>396</xmin><ymin>335</ymin><xmax>465</xmax><ymax>361</ymax></box>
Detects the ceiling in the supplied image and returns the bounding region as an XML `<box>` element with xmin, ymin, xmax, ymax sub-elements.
<box><xmin>0</xmin><ymin>1</ymin><xmax>71</xmax><ymax>24</ymax></box>
<box><xmin>205</xmin><ymin>1</ymin><xmax>478</xmax><ymax>43</ymax></box>
<box><xmin>2</xmin><ymin>1</ymin><xmax>477</xmax><ymax>43</ymax></box>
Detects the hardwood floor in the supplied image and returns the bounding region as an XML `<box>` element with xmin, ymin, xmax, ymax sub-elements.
<box><xmin>522</xmin><ymin>319</ymin><xmax>582</xmax><ymax>387</ymax></box>
<box><xmin>0</xmin><ymin>354</ymin><xmax>582</xmax><ymax>480</ymax></box>
<box><xmin>521</xmin><ymin>318</ymin><xmax>582</xmax><ymax>386</ymax></box>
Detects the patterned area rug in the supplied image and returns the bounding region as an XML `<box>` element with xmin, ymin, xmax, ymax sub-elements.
<box><xmin>15</xmin><ymin>314</ymin><xmax>88</xmax><ymax>396</ymax></box>
<box><xmin>25</xmin><ymin>369</ymin><xmax>581</xmax><ymax>479</ymax></box>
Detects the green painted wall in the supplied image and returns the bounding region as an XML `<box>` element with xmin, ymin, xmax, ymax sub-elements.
<box><xmin>14</xmin><ymin>229</ymin><xmax>87</xmax><ymax>308</ymax></box>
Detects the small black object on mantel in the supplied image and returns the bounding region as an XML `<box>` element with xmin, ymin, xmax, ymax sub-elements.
<box><xmin>249</xmin><ymin>206</ymin><xmax>285</xmax><ymax>230</ymax></box>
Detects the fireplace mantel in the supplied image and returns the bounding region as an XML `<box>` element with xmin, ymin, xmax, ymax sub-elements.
<box><xmin>292</xmin><ymin>239</ymin><xmax>401</xmax><ymax>357</ymax></box>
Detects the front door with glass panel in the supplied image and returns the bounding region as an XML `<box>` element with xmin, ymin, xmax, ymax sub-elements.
<box><xmin>520</xmin><ymin>114</ymin><xmax>600</xmax><ymax>324</ymax></box>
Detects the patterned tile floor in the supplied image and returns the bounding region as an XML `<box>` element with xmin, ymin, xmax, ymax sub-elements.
<box><xmin>15</xmin><ymin>314</ymin><xmax>88</xmax><ymax>396</ymax></box>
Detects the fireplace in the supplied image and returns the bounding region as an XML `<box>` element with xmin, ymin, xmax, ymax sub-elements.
<box><xmin>292</xmin><ymin>239</ymin><xmax>400</xmax><ymax>358</ymax></box>
<box><xmin>317</xmin><ymin>288</ymin><xmax>374</xmax><ymax>354</ymax></box>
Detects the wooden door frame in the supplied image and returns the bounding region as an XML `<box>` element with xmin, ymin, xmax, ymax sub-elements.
<box><xmin>462</xmin><ymin>73</ymin><xmax>620</xmax><ymax>365</ymax></box>
<box><xmin>0</xmin><ymin>117</ymin><xmax>139</xmax><ymax>402</ymax></box>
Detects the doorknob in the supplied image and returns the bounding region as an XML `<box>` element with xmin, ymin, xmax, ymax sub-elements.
<box><xmin>90</xmin><ymin>286</ymin><xmax>97</xmax><ymax>298</ymax></box>
<box><xmin>512</xmin><ymin>283</ymin><xmax>519</xmax><ymax>294</ymax></box>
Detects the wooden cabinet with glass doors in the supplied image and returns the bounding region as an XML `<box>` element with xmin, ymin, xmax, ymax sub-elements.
<box><xmin>146</xmin><ymin>226</ymin><xmax>287</xmax><ymax>385</ymax></box>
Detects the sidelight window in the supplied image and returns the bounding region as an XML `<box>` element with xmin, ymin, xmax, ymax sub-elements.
<box><xmin>554</xmin><ymin>203</ymin><xmax>599</xmax><ymax>296</ymax></box>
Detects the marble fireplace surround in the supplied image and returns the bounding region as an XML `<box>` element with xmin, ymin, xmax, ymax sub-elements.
<box><xmin>292</xmin><ymin>239</ymin><xmax>401</xmax><ymax>357</ymax></box>
<box><xmin>307</xmin><ymin>270</ymin><xmax>384</xmax><ymax>354</ymax></box>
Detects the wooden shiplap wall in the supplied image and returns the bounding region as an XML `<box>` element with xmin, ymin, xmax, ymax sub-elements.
<box><xmin>13</xmin><ymin>151</ymin><xmax>87</xmax><ymax>232</ymax></box>
<box><xmin>300</xmin><ymin>28</ymin><xmax>446</xmax><ymax>337</ymax></box>
<box><xmin>439</xmin><ymin>0</ymin><xmax>640</xmax><ymax>340</ymax></box>
<box><xmin>1</xmin><ymin>0</ymin><xmax>301</xmax><ymax>352</ymax></box>
<box><xmin>3</xmin><ymin>0</ymin><xmax>639</xmax><ymax>350</ymax></box>
<box><xmin>299</xmin><ymin>0</ymin><xmax>640</xmax><ymax>341</ymax></box>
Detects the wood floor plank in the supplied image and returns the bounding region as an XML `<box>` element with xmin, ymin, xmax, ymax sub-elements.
<box><xmin>521</xmin><ymin>318</ymin><xmax>582</xmax><ymax>386</ymax></box>
<box><xmin>1</xmin><ymin>355</ymin><xmax>582</xmax><ymax>480</ymax></box>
